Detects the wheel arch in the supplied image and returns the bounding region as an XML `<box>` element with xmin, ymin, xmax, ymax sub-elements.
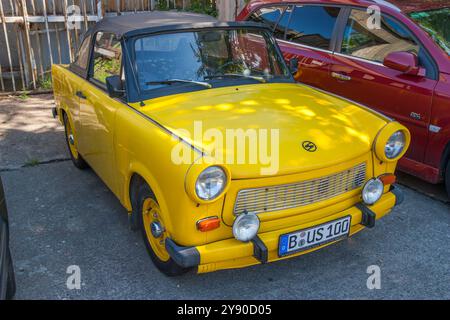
<box><xmin>441</xmin><ymin>139</ymin><xmax>450</xmax><ymax>177</ymax></box>
<box><xmin>125</xmin><ymin>163</ymin><xmax>172</xmax><ymax>232</ymax></box>
<box><xmin>58</xmin><ymin>106</ymin><xmax>67</xmax><ymax>124</ymax></box>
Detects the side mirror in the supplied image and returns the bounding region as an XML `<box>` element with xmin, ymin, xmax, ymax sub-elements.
<box><xmin>383</xmin><ymin>51</ymin><xmax>426</xmax><ymax>77</ymax></box>
<box><xmin>106</xmin><ymin>75</ymin><xmax>125</xmax><ymax>98</ymax></box>
<box><xmin>289</xmin><ymin>58</ymin><xmax>299</xmax><ymax>75</ymax></box>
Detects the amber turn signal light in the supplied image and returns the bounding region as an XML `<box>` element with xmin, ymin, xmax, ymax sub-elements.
<box><xmin>379</xmin><ymin>174</ymin><xmax>396</xmax><ymax>186</ymax></box>
<box><xmin>197</xmin><ymin>216</ymin><xmax>220</xmax><ymax>232</ymax></box>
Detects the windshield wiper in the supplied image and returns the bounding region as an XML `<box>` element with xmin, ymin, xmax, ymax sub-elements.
<box><xmin>205</xmin><ymin>73</ymin><xmax>267</xmax><ymax>83</ymax></box>
<box><xmin>146</xmin><ymin>79</ymin><xmax>212</xmax><ymax>89</ymax></box>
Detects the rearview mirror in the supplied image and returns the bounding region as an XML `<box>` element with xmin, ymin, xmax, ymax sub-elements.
<box><xmin>289</xmin><ymin>58</ymin><xmax>299</xmax><ymax>75</ymax></box>
<box><xmin>383</xmin><ymin>51</ymin><xmax>426</xmax><ymax>77</ymax></box>
<box><xmin>106</xmin><ymin>75</ymin><xmax>125</xmax><ymax>98</ymax></box>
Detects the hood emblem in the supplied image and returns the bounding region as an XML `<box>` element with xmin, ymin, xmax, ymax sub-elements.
<box><xmin>302</xmin><ymin>141</ymin><xmax>317</xmax><ymax>152</ymax></box>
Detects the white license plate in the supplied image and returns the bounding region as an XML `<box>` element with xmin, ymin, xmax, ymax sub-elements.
<box><xmin>278</xmin><ymin>216</ymin><xmax>351</xmax><ymax>256</ymax></box>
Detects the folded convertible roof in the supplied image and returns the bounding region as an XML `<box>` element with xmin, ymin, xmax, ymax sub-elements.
<box><xmin>90</xmin><ymin>11</ymin><xmax>265</xmax><ymax>38</ymax></box>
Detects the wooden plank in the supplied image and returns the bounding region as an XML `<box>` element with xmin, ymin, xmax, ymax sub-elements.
<box><xmin>0</xmin><ymin>15</ymin><xmax>99</xmax><ymax>23</ymax></box>
<box><xmin>63</xmin><ymin>0</ymin><xmax>74</xmax><ymax>62</ymax></box>
<box><xmin>82</xmin><ymin>0</ymin><xmax>89</xmax><ymax>31</ymax></box>
<box><xmin>0</xmin><ymin>64</ymin><xmax>4</xmax><ymax>91</ymax></box>
<box><xmin>72</xmin><ymin>0</ymin><xmax>80</xmax><ymax>49</ymax></box>
<box><xmin>97</xmin><ymin>0</ymin><xmax>104</xmax><ymax>19</ymax></box>
<box><xmin>15</xmin><ymin>26</ymin><xmax>26</xmax><ymax>90</ymax></box>
<box><xmin>18</xmin><ymin>27</ymin><xmax>30</xmax><ymax>89</ymax></box>
<box><xmin>29</xmin><ymin>0</ymin><xmax>45</xmax><ymax>79</ymax></box>
<box><xmin>42</xmin><ymin>0</ymin><xmax>54</xmax><ymax>66</ymax></box>
<box><xmin>19</xmin><ymin>0</ymin><xmax>37</xmax><ymax>89</ymax></box>
<box><xmin>0</xmin><ymin>0</ymin><xmax>16</xmax><ymax>90</ymax></box>
<box><xmin>51</xmin><ymin>0</ymin><xmax>63</xmax><ymax>64</ymax></box>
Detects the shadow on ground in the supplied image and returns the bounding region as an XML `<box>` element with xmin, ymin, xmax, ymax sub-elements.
<box><xmin>0</xmin><ymin>94</ymin><xmax>67</xmax><ymax>170</ymax></box>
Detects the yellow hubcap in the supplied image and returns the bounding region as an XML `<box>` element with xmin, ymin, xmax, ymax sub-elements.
<box><xmin>142</xmin><ymin>198</ymin><xmax>170</xmax><ymax>262</ymax></box>
<box><xmin>65</xmin><ymin>118</ymin><xmax>79</xmax><ymax>159</ymax></box>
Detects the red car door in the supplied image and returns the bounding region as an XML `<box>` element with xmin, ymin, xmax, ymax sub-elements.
<box><xmin>276</xmin><ymin>5</ymin><xmax>342</xmax><ymax>90</ymax></box>
<box><xmin>328</xmin><ymin>8</ymin><xmax>438</xmax><ymax>163</ymax></box>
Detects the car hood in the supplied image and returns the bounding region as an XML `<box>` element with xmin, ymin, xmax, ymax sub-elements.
<box><xmin>131</xmin><ymin>83</ymin><xmax>388</xmax><ymax>179</ymax></box>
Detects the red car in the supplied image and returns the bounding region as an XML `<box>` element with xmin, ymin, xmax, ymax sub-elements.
<box><xmin>237</xmin><ymin>0</ymin><xmax>450</xmax><ymax>196</ymax></box>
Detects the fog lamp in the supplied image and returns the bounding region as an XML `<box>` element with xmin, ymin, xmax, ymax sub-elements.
<box><xmin>362</xmin><ymin>178</ymin><xmax>384</xmax><ymax>205</ymax></box>
<box><xmin>232</xmin><ymin>212</ymin><xmax>260</xmax><ymax>242</ymax></box>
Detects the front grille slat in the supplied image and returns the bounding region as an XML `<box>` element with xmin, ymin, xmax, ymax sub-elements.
<box><xmin>233</xmin><ymin>163</ymin><xmax>367</xmax><ymax>215</ymax></box>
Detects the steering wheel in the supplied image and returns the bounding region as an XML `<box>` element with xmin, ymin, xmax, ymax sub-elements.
<box><xmin>215</xmin><ymin>59</ymin><xmax>247</xmax><ymax>74</ymax></box>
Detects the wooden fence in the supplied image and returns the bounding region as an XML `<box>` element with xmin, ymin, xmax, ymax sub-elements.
<box><xmin>0</xmin><ymin>0</ymin><xmax>235</xmax><ymax>93</ymax></box>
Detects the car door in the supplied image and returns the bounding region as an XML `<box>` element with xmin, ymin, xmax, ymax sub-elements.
<box><xmin>275</xmin><ymin>4</ymin><xmax>342</xmax><ymax>90</ymax></box>
<box><xmin>329</xmin><ymin>8</ymin><xmax>438</xmax><ymax>162</ymax></box>
<box><xmin>78</xmin><ymin>31</ymin><xmax>123</xmax><ymax>193</ymax></box>
<box><xmin>66</xmin><ymin>34</ymin><xmax>92</xmax><ymax>138</ymax></box>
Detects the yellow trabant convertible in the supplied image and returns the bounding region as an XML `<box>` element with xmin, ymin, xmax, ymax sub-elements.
<box><xmin>52</xmin><ymin>12</ymin><xmax>410</xmax><ymax>276</ymax></box>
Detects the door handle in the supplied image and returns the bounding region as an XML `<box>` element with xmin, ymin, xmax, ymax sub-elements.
<box><xmin>331</xmin><ymin>72</ymin><xmax>352</xmax><ymax>81</ymax></box>
<box><xmin>76</xmin><ymin>91</ymin><xmax>87</xmax><ymax>99</ymax></box>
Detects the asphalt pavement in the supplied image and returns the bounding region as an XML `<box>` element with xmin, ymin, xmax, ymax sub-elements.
<box><xmin>1</xmin><ymin>162</ymin><xmax>449</xmax><ymax>299</ymax></box>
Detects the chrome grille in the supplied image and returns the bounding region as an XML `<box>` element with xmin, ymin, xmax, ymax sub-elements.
<box><xmin>234</xmin><ymin>162</ymin><xmax>367</xmax><ymax>215</ymax></box>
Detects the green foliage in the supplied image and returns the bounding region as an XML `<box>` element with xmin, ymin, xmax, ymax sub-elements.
<box><xmin>188</xmin><ymin>0</ymin><xmax>217</xmax><ymax>17</ymax></box>
<box><xmin>18</xmin><ymin>91</ymin><xmax>29</xmax><ymax>100</ymax></box>
<box><xmin>24</xmin><ymin>158</ymin><xmax>40</xmax><ymax>167</ymax></box>
<box><xmin>155</xmin><ymin>0</ymin><xmax>170</xmax><ymax>11</ymax></box>
<box><xmin>410</xmin><ymin>8</ymin><xmax>450</xmax><ymax>56</ymax></box>
<box><xmin>155</xmin><ymin>0</ymin><xmax>218</xmax><ymax>17</ymax></box>
<box><xmin>38</xmin><ymin>75</ymin><xmax>53</xmax><ymax>90</ymax></box>
<box><xmin>93</xmin><ymin>57</ymin><xmax>122</xmax><ymax>84</ymax></box>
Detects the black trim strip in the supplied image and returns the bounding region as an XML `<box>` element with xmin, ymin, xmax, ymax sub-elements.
<box><xmin>165</xmin><ymin>238</ymin><xmax>200</xmax><ymax>268</ymax></box>
<box><xmin>252</xmin><ymin>236</ymin><xmax>268</xmax><ymax>264</ymax></box>
<box><xmin>356</xmin><ymin>203</ymin><xmax>376</xmax><ymax>228</ymax></box>
<box><xmin>390</xmin><ymin>185</ymin><xmax>404</xmax><ymax>206</ymax></box>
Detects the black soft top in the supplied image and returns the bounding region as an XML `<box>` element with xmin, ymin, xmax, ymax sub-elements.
<box><xmin>89</xmin><ymin>11</ymin><xmax>265</xmax><ymax>38</ymax></box>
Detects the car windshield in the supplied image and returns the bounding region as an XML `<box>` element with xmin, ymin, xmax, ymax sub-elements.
<box><xmin>134</xmin><ymin>28</ymin><xmax>291</xmax><ymax>92</ymax></box>
<box><xmin>409</xmin><ymin>7</ymin><xmax>450</xmax><ymax>56</ymax></box>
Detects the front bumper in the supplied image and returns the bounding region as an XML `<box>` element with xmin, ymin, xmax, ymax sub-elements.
<box><xmin>166</xmin><ymin>185</ymin><xmax>403</xmax><ymax>273</ymax></box>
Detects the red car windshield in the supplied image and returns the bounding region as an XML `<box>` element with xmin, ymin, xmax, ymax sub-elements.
<box><xmin>409</xmin><ymin>7</ymin><xmax>450</xmax><ymax>56</ymax></box>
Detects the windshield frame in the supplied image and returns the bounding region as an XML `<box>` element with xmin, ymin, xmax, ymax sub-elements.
<box><xmin>126</xmin><ymin>26</ymin><xmax>294</xmax><ymax>103</ymax></box>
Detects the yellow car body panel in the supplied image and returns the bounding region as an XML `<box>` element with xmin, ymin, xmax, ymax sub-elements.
<box><xmin>129</xmin><ymin>83</ymin><xmax>388</xmax><ymax>179</ymax></box>
<box><xmin>52</xmin><ymin>62</ymin><xmax>408</xmax><ymax>273</ymax></box>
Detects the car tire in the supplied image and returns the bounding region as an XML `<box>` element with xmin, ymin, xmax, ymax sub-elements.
<box><xmin>445</xmin><ymin>159</ymin><xmax>450</xmax><ymax>199</ymax></box>
<box><xmin>136</xmin><ymin>183</ymin><xmax>191</xmax><ymax>277</ymax></box>
<box><xmin>63</xmin><ymin>112</ymin><xmax>88</xmax><ymax>170</ymax></box>
<box><xmin>5</xmin><ymin>249</ymin><xmax>15</xmax><ymax>300</ymax></box>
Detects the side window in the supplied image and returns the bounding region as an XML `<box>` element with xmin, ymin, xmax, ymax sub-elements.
<box><xmin>247</xmin><ymin>6</ymin><xmax>288</xmax><ymax>39</ymax></box>
<box><xmin>285</xmin><ymin>6</ymin><xmax>341</xmax><ymax>49</ymax></box>
<box><xmin>91</xmin><ymin>32</ymin><xmax>122</xmax><ymax>85</ymax></box>
<box><xmin>341</xmin><ymin>9</ymin><xmax>420</xmax><ymax>63</ymax></box>
<box><xmin>248</xmin><ymin>6</ymin><xmax>283</xmax><ymax>29</ymax></box>
<box><xmin>73</xmin><ymin>35</ymin><xmax>91</xmax><ymax>70</ymax></box>
<box><xmin>274</xmin><ymin>6</ymin><xmax>291</xmax><ymax>39</ymax></box>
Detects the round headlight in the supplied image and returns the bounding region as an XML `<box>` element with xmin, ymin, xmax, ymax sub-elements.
<box><xmin>362</xmin><ymin>178</ymin><xmax>384</xmax><ymax>205</ymax></box>
<box><xmin>195</xmin><ymin>166</ymin><xmax>227</xmax><ymax>201</ymax></box>
<box><xmin>385</xmin><ymin>131</ymin><xmax>406</xmax><ymax>159</ymax></box>
<box><xmin>374</xmin><ymin>123</ymin><xmax>410</xmax><ymax>162</ymax></box>
<box><xmin>232</xmin><ymin>212</ymin><xmax>260</xmax><ymax>242</ymax></box>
